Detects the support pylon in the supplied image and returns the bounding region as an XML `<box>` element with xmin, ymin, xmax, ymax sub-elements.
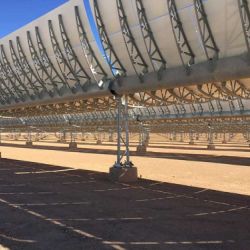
<box><xmin>109</xmin><ymin>95</ymin><xmax>137</xmax><ymax>182</ymax></box>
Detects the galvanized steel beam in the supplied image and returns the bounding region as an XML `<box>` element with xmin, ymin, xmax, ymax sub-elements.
<box><xmin>116</xmin><ymin>0</ymin><xmax>148</xmax><ymax>81</ymax></box>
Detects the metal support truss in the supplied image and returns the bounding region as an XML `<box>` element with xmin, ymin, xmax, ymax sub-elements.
<box><xmin>16</xmin><ymin>37</ymin><xmax>50</xmax><ymax>97</ymax></box>
<box><xmin>27</xmin><ymin>31</ymin><xmax>58</xmax><ymax>96</ymax></box>
<box><xmin>196</xmin><ymin>102</ymin><xmax>204</xmax><ymax>115</ymax></box>
<box><xmin>208</xmin><ymin>100</ymin><xmax>214</xmax><ymax>113</ymax></box>
<box><xmin>0</xmin><ymin>83</ymin><xmax>9</xmax><ymax>104</ymax></box>
<box><xmin>220</xmin><ymin>80</ymin><xmax>250</xmax><ymax>98</ymax></box>
<box><xmin>148</xmin><ymin>89</ymin><xmax>178</xmax><ymax>104</ymax></box>
<box><xmin>113</xmin><ymin>95</ymin><xmax>132</xmax><ymax>168</ymax></box>
<box><xmin>93</xmin><ymin>1</ymin><xmax>126</xmax><ymax>77</ymax></box>
<box><xmin>190</xmin><ymin>103</ymin><xmax>196</xmax><ymax>115</ymax></box>
<box><xmin>0</xmin><ymin>68</ymin><xmax>16</xmax><ymax>104</ymax></box>
<box><xmin>173</xmin><ymin>103</ymin><xmax>186</xmax><ymax>116</ymax></box>
<box><xmin>9</xmin><ymin>40</ymin><xmax>39</xmax><ymax>99</ymax></box>
<box><xmin>167</xmin><ymin>0</ymin><xmax>195</xmax><ymax>73</ymax></box>
<box><xmin>229</xmin><ymin>98</ymin><xmax>236</xmax><ymax>113</ymax></box>
<box><xmin>237</xmin><ymin>98</ymin><xmax>244</xmax><ymax>112</ymax></box>
<box><xmin>215</xmin><ymin>99</ymin><xmax>223</xmax><ymax>113</ymax></box>
<box><xmin>116</xmin><ymin>0</ymin><xmax>148</xmax><ymax>81</ymax></box>
<box><xmin>1</xmin><ymin>45</ymin><xmax>28</xmax><ymax>101</ymax></box>
<box><xmin>75</xmin><ymin>6</ymin><xmax>108</xmax><ymax>84</ymax></box>
<box><xmin>48</xmin><ymin>19</ymin><xmax>79</xmax><ymax>93</ymax></box>
<box><xmin>35</xmin><ymin>27</ymin><xmax>67</xmax><ymax>93</ymax></box>
<box><xmin>135</xmin><ymin>0</ymin><xmax>166</xmax><ymax>77</ymax></box>
<box><xmin>197</xmin><ymin>83</ymin><xmax>225</xmax><ymax>100</ymax></box>
<box><xmin>58</xmin><ymin>14</ymin><xmax>91</xmax><ymax>88</ymax></box>
<box><xmin>168</xmin><ymin>87</ymin><xmax>202</xmax><ymax>103</ymax></box>
<box><xmin>238</xmin><ymin>0</ymin><xmax>250</xmax><ymax>55</ymax></box>
<box><xmin>194</xmin><ymin>0</ymin><xmax>219</xmax><ymax>62</ymax></box>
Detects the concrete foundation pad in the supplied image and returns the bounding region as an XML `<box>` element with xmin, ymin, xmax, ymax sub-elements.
<box><xmin>137</xmin><ymin>145</ymin><xmax>147</xmax><ymax>153</ymax></box>
<box><xmin>207</xmin><ymin>144</ymin><xmax>216</xmax><ymax>150</ymax></box>
<box><xmin>58</xmin><ymin>139</ymin><xmax>66</xmax><ymax>143</ymax></box>
<box><xmin>109</xmin><ymin>167</ymin><xmax>138</xmax><ymax>182</ymax></box>
<box><xmin>26</xmin><ymin>141</ymin><xmax>33</xmax><ymax>147</ymax></box>
<box><xmin>96</xmin><ymin>140</ymin><xmax>102</xmax><ymax>145</ymax></box>
<box><xmin>69</xmin><ymin>142</ymin><xmax>77</xmax><ymax>149</ymax></box>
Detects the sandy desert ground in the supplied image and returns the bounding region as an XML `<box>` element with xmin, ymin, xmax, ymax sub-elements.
<box><xmin>0</xmin><ymin>133</ymin><xmax>249</xmax><ymax>195</ymax></box>
<box><xmin>0</xmin><ymin>133</ymin><xmax>250</xmax><ymax>250</ymax></box>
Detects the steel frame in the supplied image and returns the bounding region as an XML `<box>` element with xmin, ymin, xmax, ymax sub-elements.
<box><xmin>9</xmin><ymin>40</ymin><xmax>39</xmax><ymax>101</ymax></box>
<box><xmin>35</xmin><ymin>27</ymin><xmax>67</xmax><ymax>93</ymax></box>
<box><xmin>75</xmin><ymin>6</ymin><xmax>108</xmax><ymax>84</ymax></box>
<box><xmin>167</xmin><ymin>0</ymin><xmax>195</xmax><ymax>73</ymax></box>
<box><xmin>58</xmin><ymin>14</ymin><xmax>91</xmax><ymax>88</ymax></box>
<box><xmin>17</xmin><ymin>36</ymin><xmax>50</xmax><ymax>96</ymax></box>
<box><xmin>238</xmin><ymin>0</ymin><xmax>250</xmax><ymax>54</ymax></box>
<box><xmin>0</xmin><ymin>63</ymin><xmax>17</xmax><ymax>104</ymax></box>
<box><xmin>48</xmin><ymin>19</ymin><xmax>79</xmax><ymax>93</ymax></box>
<box><xmin>193</xmin><ymin>0</ymin><xmax>219</xmax><ymax>62</ymax></box>
<box><xmin>93</xmin><ymin>0</ymin><xmax>126</xmax><ymax>77</ymax></box>
<box><xmin>27</xmin><ymin>31</ymin><xmax>58</xmax><ymax>97</ymax></box>
<box><xmin>116</xmin><ymin>0</ymin><xmax>148</xmax><ymax>81</ymax></box>
<box><xmin>220</xmin><ymin>80</ymin><xmax>250</xmax><ymax>98</ymax></box>
<box><xmin>0</xmin><ymin>45</ymin><xmax>28</xmax><ymax>101</ymax></box>
<box><xmin>135</xmin><ymin>0</ymin><xmax>166</xmax><ymax>77</ymax></box>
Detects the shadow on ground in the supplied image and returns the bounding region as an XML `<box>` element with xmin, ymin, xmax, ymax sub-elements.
<box><xmin>1</xmin><ymin>142</ymin><xmax>250</xmax><ymax>167</ymax></box>
<box><xmin>0</xmin><ymin>158</ymin><xmax>249</xmax><ymax>250</ymax></box>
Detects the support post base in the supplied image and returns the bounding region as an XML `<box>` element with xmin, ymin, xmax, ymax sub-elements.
<box><xmin>189</xmin><ymin>141</ymin><xmax>195</xmax><ymax>145</ymax></box>
<box><xmin>26</xmin><ymin>141</ymin><xmax>33</xmax><ymax>147</ymax></box>
<box><xmin>69</xmin><ymin>142</ymin><xmax>77</xmax><ymax>149</ymax></box>
<box><xmin>96</xmin><ymin>140</ymin><xmax>102</xmax><ymax>145</ymax></box>
<box><xmin>207</xmin><ymin>144</ymin><xmax>216</xmax><ymax>150</ymax></box>
<box><xmin>222</xmin><ymin>140</ymin><xmax>227</xmax><ymax>144</ymax></box>
<box><xmin>136</xmin><ymin>145</ymin><xmax>147</xmax><ymax>153</ymax></box>
<box><xmin>57</xmin><ymin>139</ymin><xmax>66</xmax><ymax>143</ymax></box>
<box><xmin>109</xmin><ymin>167</ymin><xmax>138</xmax><ymax>182</ymax></box>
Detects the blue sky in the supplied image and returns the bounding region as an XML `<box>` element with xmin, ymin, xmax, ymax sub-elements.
<box><xmin>0</xmin><ymin>0</ymin><xmax>106</xmax><ymax>64</ymax></box>
<box><xmin>0</xmin><ymin>0</ymin><xmax>68</xmax><ymax>38</ymax></box>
